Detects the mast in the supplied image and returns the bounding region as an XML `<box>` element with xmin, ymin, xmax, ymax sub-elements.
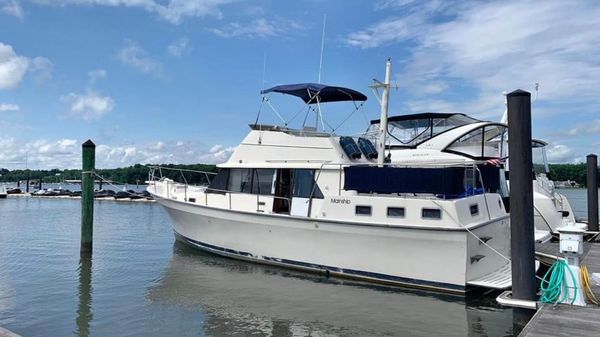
<box><xmin>377</xmin><ymin>58</ymin><xmax>392</xmax><ymax>165</ymax></box>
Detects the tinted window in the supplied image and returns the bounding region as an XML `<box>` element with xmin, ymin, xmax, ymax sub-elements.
<box><xmin>387</xmin><ymin>207</ymin><xmax>405</xmax><ymax>217</ymax></box>
<box><xmin>228</xmin><ymin>168</ymin><xmax>252</xmax><ymax>193</ymax></box>
<box><xmin>207</xmin><ymin>168</ymin><xmax>229</xmax><ymax>194</ymax></box>
<box><xmin>356</xmin><ymin>205</ymin><xmax>372</xmax><ymax>216</ymax></box>
<box><xmin>293</xmin><ymin>169</ymin><xmax>323</xmax><ymax>199</ymax></box>
<box><xmin>422</xmin><ymin>208</ymin><xmax>441</xmax><ymax>219</ymax></box>
<box><xmin>252</xmin><ymin>169</ymin><xmax>275</xmax><ymax>195</ymax></box>
<box><xmin>470</xmin><ymin>204</ymin><xmax>479</xmax><ymax>216</ymax></box>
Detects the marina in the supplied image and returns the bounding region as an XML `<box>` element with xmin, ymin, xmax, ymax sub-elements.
<box><xmin>2</xmin><ymin>2</ymin><xmax>600</xmax><ymax>336</ymax></box>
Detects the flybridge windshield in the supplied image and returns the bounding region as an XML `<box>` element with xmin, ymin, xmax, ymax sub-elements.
<box><xmin>369</xmin><ymin>113</ymin><xmax>480</xmax><ymax>147</ymax></box>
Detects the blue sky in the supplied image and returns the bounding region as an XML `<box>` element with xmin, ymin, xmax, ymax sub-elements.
<box><xmin>1</xmin><ymin>0</ymin><xmax>599</xmax><ymax>169</ymax></box>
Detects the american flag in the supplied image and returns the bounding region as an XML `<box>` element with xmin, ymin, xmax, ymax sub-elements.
<box><xmin>485</xmin><ymin>158</ymin><xmax>503</xmax><ymax>166</ymax></box>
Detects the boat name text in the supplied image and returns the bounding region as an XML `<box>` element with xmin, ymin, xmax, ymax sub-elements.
<box><xmin>330</xmin><ymin>198</ymin><xmax>351</xmax><ymax>204</ymax></box>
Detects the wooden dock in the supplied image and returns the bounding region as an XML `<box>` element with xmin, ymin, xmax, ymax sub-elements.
<box><xmin>519</xmin><ymin>241</ymin><xmax>600</xmax><ymax>337</ymax></box>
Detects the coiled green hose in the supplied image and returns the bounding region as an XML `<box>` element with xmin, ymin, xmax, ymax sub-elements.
<box><xmin>540</xmin><ymin>259</ymin><xmax>578</xmax><ymax>304</ymax></box>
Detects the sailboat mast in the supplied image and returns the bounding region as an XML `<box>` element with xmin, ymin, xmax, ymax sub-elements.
<box><xmin>377</xmin><ymin>58</ymin><xmax>392</xmax><ymax>165</ymax></box>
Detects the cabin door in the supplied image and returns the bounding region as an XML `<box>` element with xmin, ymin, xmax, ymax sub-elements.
<box><xmin>290</xmin><ymin>169</ymin><xmax>314</xmax><ymax>217</ymax></box>
<box><xmin>273</xmin><ymin>169</ymin><xmax>292</xmax><ymax>214</ymax></box>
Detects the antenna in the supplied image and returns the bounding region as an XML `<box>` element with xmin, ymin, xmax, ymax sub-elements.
<box><xmin>532</xmin><ymin>82</ymin><xmax>539</xmax><ymax>103</ymax></box>
<box><xmin>318</xmin><ymin>14</ymin><xmax>326</xmax><ymax>83</ymax></box>
<box><xmin>261</xmin><ymin>52</ymin><xmax>267</xmax><ymax>90</ymax></box>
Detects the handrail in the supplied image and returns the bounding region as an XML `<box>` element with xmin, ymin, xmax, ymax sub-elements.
<box><xmin>150</xmin><ymin>161</ymin><xmax>503</xmax><ymax>216</ymax></box>
<box><xmin>148</xmin><ymin>165</ymin><xmax>217</xmax><ymax>186</ymax></box>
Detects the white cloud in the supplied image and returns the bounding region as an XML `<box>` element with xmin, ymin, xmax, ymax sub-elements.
<box><xmin>209</xmin><ymin>18</ymin><xmax>304</xmax><ymax>39</ymax></box>
<box><xmin>0</xmin><ymin>103</ymin><xmax>19</xmax><ymax>112</ymax></box>
<box><xmin>117</xmin><ymin>39</ymin><xmax>162</xmax><ymax>75</ymax></box>
<box><xmin>0</xmin><ymin>42</ymin><xmax>29</xmax><ymax>89</ymax></box>
<box><xmin>558</xmin><ymin>120</ymin><xmax>600</xmax><ymax>137</ymax></box>
<box><xmin>546</xmin><ymin>144</ymin><xmax>579</xmax><ymax>164</ymax></box>
<box><xmin>345</xmin><ymin>1</ymin><xmax>600</xmax><ymax>119</ymax></box>
<box><xmin>345</xmin><ymin>15</ymin><xmax>424</xmax><ymax>49</ymax></box>
<box><xmin>167</xmin><ymin>37</ymin><xmax>189</xmax><ymax>57</ymax></box>
<box><xmin>0</xmin><ymin>138</ymin><xmax>81</xmax><ymax>169</ymax></box>
<box><xmin>0</xmin><ymin>42</ymin><xmax>53</xmax><ymax>89</ymax></box>
<box><xmin>1</xmin><ymin>0</ymin><xmax>23</xmax><ymax>19</ymax></box>
<box><xmin>61</xmin><ymin>90</ymin><xmax>115</xmax><ymax>120</ymax></box>
<box><xmin>0</xmin><ymin>137</ymin><xmax>235</xmax><ymax>169</ymax></box>
<box><xmin>35</xmin><ymin>0</ymin><xmax>235</xmax><ymax>24</ymax></box>
<box><xmin>88</xmin><ymin>69</ymin><xmax>107</xmax><ymax>83</ymax></box>
<box><xmin>30</xmin><ymin>56</ymin><xmax>53</xmax><ymax>84</ymax></box>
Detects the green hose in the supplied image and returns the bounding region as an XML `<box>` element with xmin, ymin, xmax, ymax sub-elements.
<box><xmin>540</xmin><ymin>259</ymin><xmax>578</xmax><ymax>304</ymax></box>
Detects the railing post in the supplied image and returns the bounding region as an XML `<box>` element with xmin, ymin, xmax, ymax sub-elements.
<box><xmin>81</xmin><ymin>140</ymin><xmax>95</xmax><ymax>254</ymax></box>
<box><xmin>507</xmin><ymin>89</ymin><xmax>536</xmax><ymax>302</ymax></box>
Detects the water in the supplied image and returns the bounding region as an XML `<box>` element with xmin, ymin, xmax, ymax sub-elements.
<box><xmin>557</xmin><ymin>188</ymin><xmax>599</xmax><ymax>219</ymax></box>
<box><xmin>9</xmin><ymin>189</ymin><xmax>592</xmax><ymax>336</ymax></box>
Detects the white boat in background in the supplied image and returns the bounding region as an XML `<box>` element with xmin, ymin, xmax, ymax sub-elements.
<box><xmin>367</xmin><ymin>112</ymin><xmax>580</xmax><ymax>237</ymax></box>
<box><xmin>0</xmin><ymin>184</ymin><xmax>6</xmax><ymax>199</ymax></box>
<box><xmin>148</xmin><ymin>61</ymin><xmax>513</xmax><ymax>294</ymax></box>
<box><xmin>529</xmin><ymin>140</ymin><xmax>583</xmax><ymax>233</ymax></box>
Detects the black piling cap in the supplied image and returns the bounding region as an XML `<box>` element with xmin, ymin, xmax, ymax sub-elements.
<box><xmin>507</xmin><ymin>89</ymin><xmax>530</xmax><ymax>97</ymax></box>
<box><xmin>82</xmin><ymin>139</ymin><xmax>96</xmax><ymax>148</ymax></box>
<box><xmin>587</xmin><ymin>154</ymin><xmax>598</xmax><ymax>158</ymax></box>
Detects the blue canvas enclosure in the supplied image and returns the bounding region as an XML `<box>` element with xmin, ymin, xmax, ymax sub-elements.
<box><xmin>343</xmin><ymin>166</ymin><xmax>469</xmax><ymax>197</ymax></box>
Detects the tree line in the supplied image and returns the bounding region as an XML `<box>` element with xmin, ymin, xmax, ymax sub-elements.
<box><xmin>546</xmin><ymin>163</ymin><xmax>598</xmax><ymax>186</ymax></box>
<box><xmin>0</xmin><ymin>164</ymin><xmax>218</xmax><ymax>185</ymax></box>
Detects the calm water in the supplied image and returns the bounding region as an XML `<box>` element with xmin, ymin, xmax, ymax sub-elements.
<box><xmin>557</xmin><ymin>188</ymin><xmax>599</xmax><ymax>219</ymax></box>
<box><xmin>1</xmin><ymin>188</ymin><xmax>590</xmax><ymax>336</ymax></box>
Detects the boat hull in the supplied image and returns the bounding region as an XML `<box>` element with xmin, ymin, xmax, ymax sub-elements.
<box><xmin>154</xmin><ymin>195</ymin><xmax>510</xmax><ymax>294</ymax></box>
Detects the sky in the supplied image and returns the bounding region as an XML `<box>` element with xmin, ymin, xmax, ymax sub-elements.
<box><xmin>1</xmin><ymin>0</ymin><xmax>599</xmax><ymax>170</ymax></box>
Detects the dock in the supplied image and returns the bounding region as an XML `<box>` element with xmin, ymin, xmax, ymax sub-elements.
<box><xmin>519</xmin><ymin>241</ymin><xmax>600</xmax><ymax>337</ymax></box>
<box><xmin>6</xmin><ymin>193</ymin><xmax>154</xmax><ymax>203</ymax></box>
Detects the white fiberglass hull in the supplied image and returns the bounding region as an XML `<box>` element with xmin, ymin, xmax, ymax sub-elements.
<box><xmin>154</xmin><ymin>195</ymin><xmax>510</xmax><ymax>294</ymax></box>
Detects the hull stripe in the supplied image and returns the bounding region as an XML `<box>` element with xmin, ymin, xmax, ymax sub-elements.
<box><xmin>174</xmin><ymin>231</ymin><xmax>465</xmax><ymax>293</ymax></box>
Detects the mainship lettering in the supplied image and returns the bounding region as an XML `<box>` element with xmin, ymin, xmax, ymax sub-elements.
<box><xmin>330</xmin><ymin>198</ymin><xmax>351</xmax><ymax>204</ymax></box>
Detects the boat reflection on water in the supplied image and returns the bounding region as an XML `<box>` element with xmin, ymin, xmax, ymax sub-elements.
<box><xmin>147</xmin><ymin>243</ymin><xmax>514</xmax><ymax>337</ymax></box>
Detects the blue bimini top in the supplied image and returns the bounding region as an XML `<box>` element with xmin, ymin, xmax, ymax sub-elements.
<box><xmin>261</xmin><ymin>83</ymin><xmax>367</xmax><ymax>104</ymax></box>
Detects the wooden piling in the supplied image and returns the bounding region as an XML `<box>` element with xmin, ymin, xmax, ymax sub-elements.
<box><xmin>587</xmin><ymin>154</ymin><xmax>598</xmax><ymax>231</ymax></box>
<box><xmin>507</xmin><ymin>89</ymin><xmax>536</xmax><ymax>301</ymax></box>
<box><xmin>81</xmin><ymin>140</ymin><xmax>95</xmax><ymax>253</ymax></box>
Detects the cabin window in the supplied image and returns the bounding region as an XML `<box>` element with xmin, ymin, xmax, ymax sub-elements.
<box><xmin>447</xmin><ymin>127</ymin><xmax>483</xmax><ymax>157</ymax></box>
<box><xmin>387</xmin><ymin>207</ymin><xmax>405</xmax><ymax>217</ymax></box>
<box><xmin>251</xmin><ymin>169</ymin><xmax>275</xmax><ymax>195</ymax></box>
<box><xmin>446</xmin><ymin>125</ymin><xmax>507</xmax><ymax>159</ymax></box>
<box><xmin>355</xmin><ymin>205</ymin><xmax>372</xmax><ymax>216</ymax></box>
<box><xmin>206</xmin><ymin>168</ymin><xmax>229</xmax><ymax>194</ymax></box>
<box><xmin>228</xmin><ymin>168</ymin><xmax>252</xmax><ymax>193</ymax></box>
<box><xmin>470</xmin><ymin>204</ymin><xmax>479</xmax><ymax>216</ymax></box>
<box><xmin>422</xmin><ymin>208</ymin><xmax>441</xmax><ymax>219</ymax></box>
<box><xmin>293</xmin><ymin>169</ymin><xmax>324</xmax><ymax>199</ymax></box>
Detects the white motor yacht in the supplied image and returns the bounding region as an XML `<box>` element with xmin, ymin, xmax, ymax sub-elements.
<box><xmin>148</xmin><ymin>77</ymin><xmax>513</xmax><ymax>293</ymax></box>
